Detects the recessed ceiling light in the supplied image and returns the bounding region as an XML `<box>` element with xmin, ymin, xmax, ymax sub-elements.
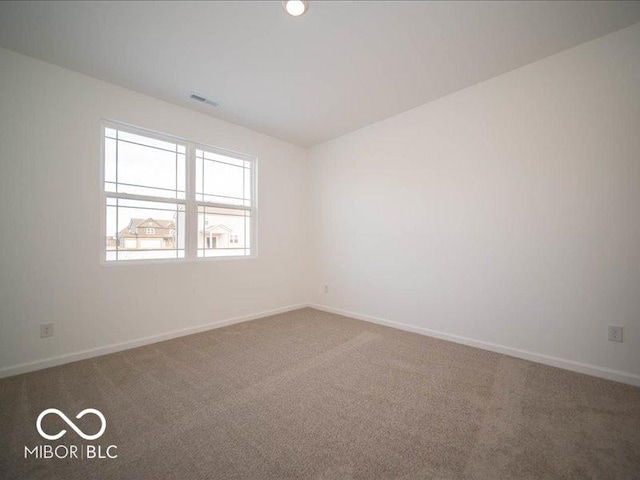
<box><xmin>283</xmin><ymin>0</ymin><xmax>308</xmax><ymax>17</ymax></box>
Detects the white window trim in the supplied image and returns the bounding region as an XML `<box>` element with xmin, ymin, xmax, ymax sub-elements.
<box><xmin>99</xmin><ymin>119</ymin><xmax>258</xmax><ymax>266</ymax></box>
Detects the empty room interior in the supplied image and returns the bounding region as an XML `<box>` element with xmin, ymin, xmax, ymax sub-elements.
<box><xmin>1</xmin><ymin>1</ymin><xmax>640</xmax><ymax>478</ymax></box>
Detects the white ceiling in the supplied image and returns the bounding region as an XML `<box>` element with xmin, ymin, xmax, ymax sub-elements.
<box><xmin>1</xmin><ymin>1</ymin><xmax>639</xmax><ymax>147</ymax></box>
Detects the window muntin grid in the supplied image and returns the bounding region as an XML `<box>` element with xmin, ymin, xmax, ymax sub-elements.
<box><xmin>102</xmin><ymin>122</ymin><xmax>256</xmax><ymax>263</ymax></box>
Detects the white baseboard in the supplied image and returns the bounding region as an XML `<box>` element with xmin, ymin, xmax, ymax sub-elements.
<box><xmin>0</xmin><ymin>303</ymin><xmax>307</xmax><ymax>379</ymax></box>
<box><xmin>309</xmin><ymin>304</ymin><xmax>640</xmax><ymax>388</ymax></box>
<box><xmin>3</xmin><ymin>302</ymin><xmax>639</xmax><ymax>387</ymax></box>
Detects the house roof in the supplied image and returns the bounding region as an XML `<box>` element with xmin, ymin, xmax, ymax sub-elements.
<box><xmin>119</xmin><ymin>218</ymin><xmax>175</xmax><ymax>237</ymax></box>
<box><xmin>128</xmin><ymin>218</ymin><xmax>175</xmax><ymax>229</ymax></box>
<box><xmin>200</xmin><ymin>224</ymin><xmax>232</xmax><ymax>235</ymax></box>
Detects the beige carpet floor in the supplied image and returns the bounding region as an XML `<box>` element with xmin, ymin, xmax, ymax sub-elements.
<box><xmin>1</xmin><ymin>307</ymin><xmax>639</xmax><ymax>479</ymax></box>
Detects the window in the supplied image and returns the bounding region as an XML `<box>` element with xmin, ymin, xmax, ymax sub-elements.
<box><xmin>196</xmin><ymin>148</ymin><xmax>252</xmax><ymax>258</ymax></box>
<box><xmin>102</xmin><ymin>122</ymin><xmax>256</xmax><ymax>262</ymax></box>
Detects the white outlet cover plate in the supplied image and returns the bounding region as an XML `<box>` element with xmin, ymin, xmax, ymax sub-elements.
<box><xmin>608</xmin><ymin>325</ymin><xmax>623</xmax><ymax>342</ymax></box>
<box><xmin>40</xmin><ymin>323</ymin><xmax>54</xmax><ymax>338</ymax></box>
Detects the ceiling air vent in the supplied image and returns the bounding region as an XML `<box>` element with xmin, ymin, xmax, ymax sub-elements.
<box><xmin>189</xmin><ymin>93</ymin><xmax>219</xmax><ymax>107</ymax></box>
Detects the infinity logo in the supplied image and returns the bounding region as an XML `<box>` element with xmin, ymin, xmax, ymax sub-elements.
<box><xmin>36</xmin><ymin>408</ymin><xmax>107</xmax><ymax>441</ymax></box>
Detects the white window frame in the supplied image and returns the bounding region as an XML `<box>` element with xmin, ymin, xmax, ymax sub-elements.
<box><xmin>100</xmin><ymin>120</ymin><xmax>258</xmax><ymax>265</ymax></box>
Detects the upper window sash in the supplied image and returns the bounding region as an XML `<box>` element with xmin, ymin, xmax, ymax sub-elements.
<box><xmin>194</xmin><ymin>147</ymin><xmax>253</xmax><ymax>209</ymax></box>
<box><xmin>104</xmin><ymin>126</ymin><xmax>187</xmax><ymax>202</ymax></box>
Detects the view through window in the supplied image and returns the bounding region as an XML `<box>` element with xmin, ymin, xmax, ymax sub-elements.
<box><xmin>103</xmin><ymin>123</ymin><xmax>255</xmax><ymax>262</ymax></box>
<box><xmin>196</xmin><ymin>148</ymin><xmax>252</xmax><ymax>258</ymax></box>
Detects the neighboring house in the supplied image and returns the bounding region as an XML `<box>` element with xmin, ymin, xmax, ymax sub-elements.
<box><xmin>107</xmin><ymin>217</ymin><xmax>241</xmax><ymax>251</ymax></box>
<box><xmin>115</xmin><ymin>218</ymin><xmax>176</xmax><ymax>250</ymax></box>
<box><xmin>198</xmin><ymin>223</ymin><xmax>240</xmax><ymax>249</ymax></box>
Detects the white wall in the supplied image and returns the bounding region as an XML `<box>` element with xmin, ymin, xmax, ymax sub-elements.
<box><xmin>0</xmin><ymin>47</ymin><xmax>311</xmax><ymax>374</ymax></box>
<box><xmin>2</xmin><ymin>23</ymin><xmax>639</xmax><ymax>384</ymax></box>
<box><xmin>310</xmin><ymin>24</ymin><xmax>640</xmax><ymax>382</ymax></box>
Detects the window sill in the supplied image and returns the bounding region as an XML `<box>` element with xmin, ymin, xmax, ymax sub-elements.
<box><xmin>100</xmin><ymin>254</ymin><xmax>257</xmax><ymax>267</ymax></box>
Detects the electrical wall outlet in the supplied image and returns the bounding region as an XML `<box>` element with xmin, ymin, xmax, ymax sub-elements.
<box><xmin>323</xmin><ymin>285</ymin><xmax>329</xmax><ymax>294</ymax></box>
<box><xmin>40</xmin><ymin>323</ymin><xmax>54</xmax><ymax>338</ymax></box>
<box><xmin>608</xmin><ymin>325</ymin><xmax>623</xmax><ymax>343</ymax></box>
